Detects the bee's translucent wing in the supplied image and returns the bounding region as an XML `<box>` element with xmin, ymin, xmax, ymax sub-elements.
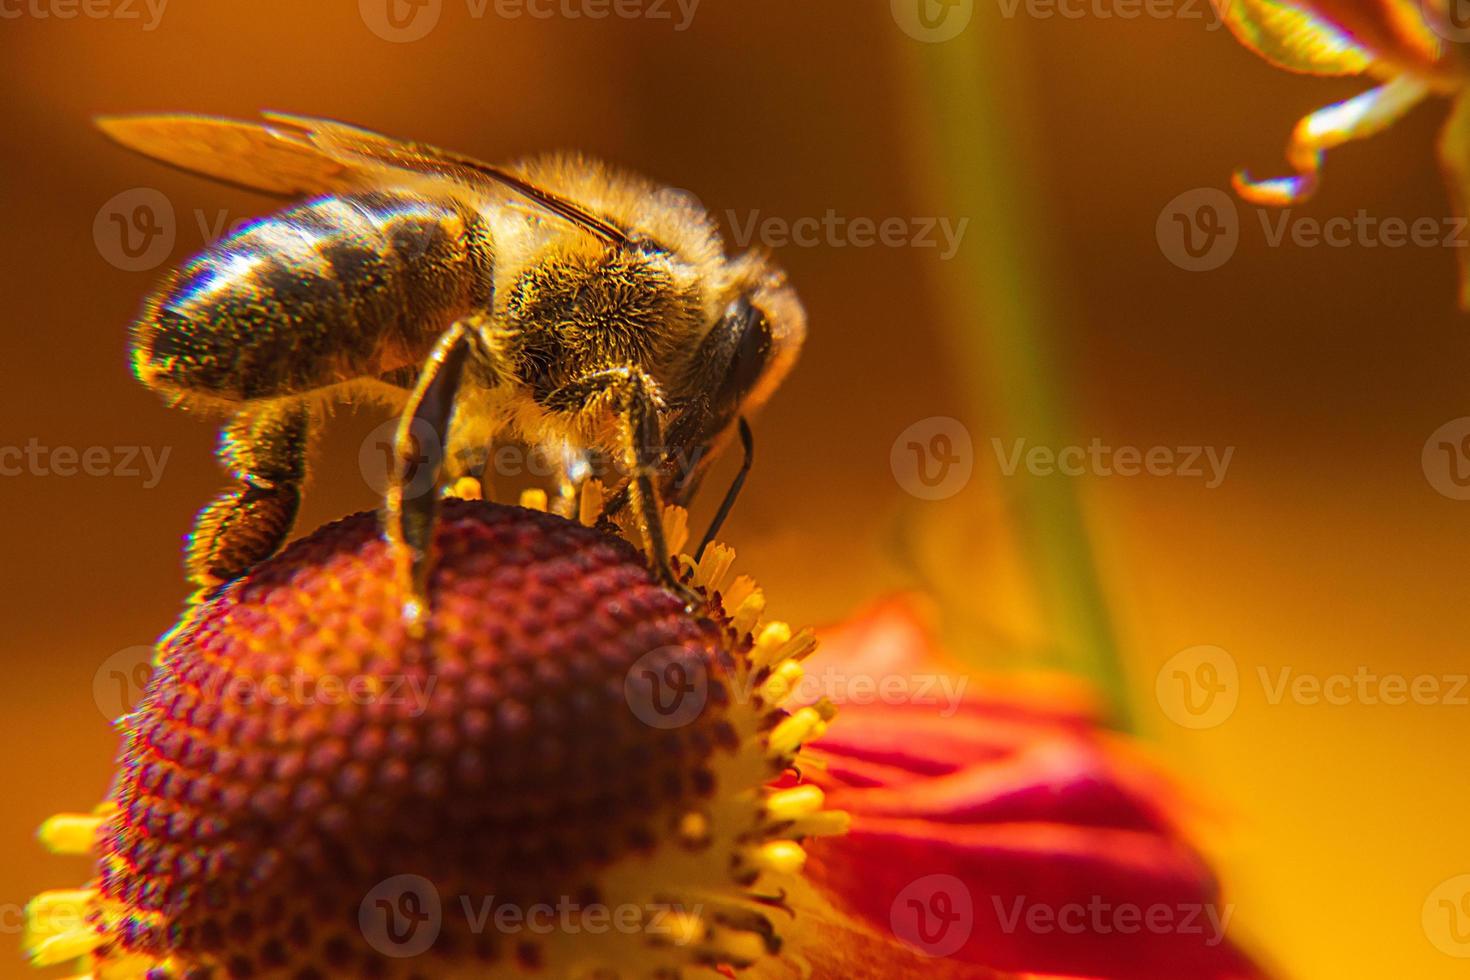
<box><xmin>97</xmin><ymin>112</ymin><xmax>631</xmax><ymax>247</ymax></box>
<box><xmin>262</xmin><ymin>112</ymin><xmax>632</xmax><ymax>247</ymax></box>
<box><xmin>95</xmin><ymin>114</ymin><xmax>368</xmax><ymax>197</ymax></box>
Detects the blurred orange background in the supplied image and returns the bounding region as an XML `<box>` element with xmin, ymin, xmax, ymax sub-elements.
<box><xmin>2</xmin><ymin>2</ymin><xmax>1467</xmax><ymax>977</ymax></box>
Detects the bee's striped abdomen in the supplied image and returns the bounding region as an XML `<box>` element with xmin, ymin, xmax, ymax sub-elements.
<box><xmin>133</xmin><ymin>191</ymin><xmax>493</xmax><ymax>402</ymax></box>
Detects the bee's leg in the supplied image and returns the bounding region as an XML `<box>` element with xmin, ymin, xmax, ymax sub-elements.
<box><xmin>384</xmin><ymin>320</ymin><xmax>483</xmax><ymax>626</ymax></box>
<box><xmin>187</xmin><ymin>402</ymin><xmax>310</xmax><ymax>589</ymax></box>
<box><xmin>548</xmin><ymin>368</ymin><xmax>697</xmax><ymax>606</ymax></box>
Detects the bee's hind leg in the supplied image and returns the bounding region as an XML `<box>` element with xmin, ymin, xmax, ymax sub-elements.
<box><xmin>385</xmin><ymin>319</ymin><xmax>488</xmax><ymax>627</ymax></box>
<box><xmin>547</xmin><ymin>367</ymin><xmax>699</xmax><ymax>608</ymax></box>
<box><xmin>187</xmin><ymin>402</ymin><xmax>310</xmax><ymax>591</ymax></box>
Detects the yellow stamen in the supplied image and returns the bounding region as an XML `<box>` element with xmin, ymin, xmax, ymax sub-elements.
<box><xmin>578</xmin><ymin>478</ymin><xmax>606</xmax><ymax>527</ymax></box>
<box><xmin>766</xmin><ymin>784</ymin><xmax>826</xmax><ymax>821</ymax></box>
<box><xmin>38</xmin><ymin>813</ymin><xmax>105</xmax><ymax>856</ymax></box>
<box><xmin>768</xmin><ymin>706</ymin><xmax>830</xmax><ymax>758</ymax></box>
<box><xmin>518</xmin><ymin>487</ymin><xmax>548</xmax><ymax>511</ymax></box>
<box><xmin>755</xmin><ymin>840</ymin><xmax>808</xmax><ymax>875</ymax></box>
<box><xmin>696</xmin><ymin>542</ymin><xmax>736</xmax><ymax>593</ymax></box>
<box><xmin>662</xmin><ymin>505</ymin><xmax>690</xmax><ymax>556</ymax></box>
<box><xmin>446</xmin><ymin>475</ymin><xmax>483</xmax><ymax>500</ymax></box>
<box><xmin>760</xmin><ymin>660</ymin><xmax>806</xmax><ymax>706</ymax></box>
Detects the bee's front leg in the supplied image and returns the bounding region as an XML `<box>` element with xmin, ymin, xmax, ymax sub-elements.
<box><xmin>547</xmin><ymin>367</ymin><xmax>699</xmax><ymax>608</ymax></box>
<box><xmin>385</xmin><ymin>318</ymin><xmax>494</xmax><ymax>628</ymax></box>
<box><xmin>187</xmin><ymin>403</ymin><xmax>310</xmax><ymax>592</ymax></box>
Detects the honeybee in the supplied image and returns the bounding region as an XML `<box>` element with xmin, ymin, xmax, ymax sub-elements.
<box><xmin>100</xmin><ymin>112</ymin><xmax>805</xmax><ymax>623</ymax></box>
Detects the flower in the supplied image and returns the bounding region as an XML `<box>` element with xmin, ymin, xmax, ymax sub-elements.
<box><xmin>1212</xmin><ymin>0</ymin><xmax>1470</xmax><ymax>304</ymax></box>
<box><xmin>799</xmin><ymin>597</ymin><xmax>1268</xmax><ymax>979</ymax></box>
<box><xmin>25</xmin><ymin>491</ymin><xmax>851</xmax><ymax>979</ymax></box>
<box><xmin>26</xmin><ymin>492</ymin><xmax>1266</xmax><ymax>979</ymax></box>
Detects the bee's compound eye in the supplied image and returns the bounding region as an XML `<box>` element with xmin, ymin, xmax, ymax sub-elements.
<box><xmin>723</xmin><ymin>299</ymin><xmax>772</xmax><ymax>404</ymax></box>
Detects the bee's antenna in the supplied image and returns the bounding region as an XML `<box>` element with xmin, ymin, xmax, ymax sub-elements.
<box><xmin>695</xmin><ymin>418</ymin><xmax>754</xmax><ymax>561</ymax></box>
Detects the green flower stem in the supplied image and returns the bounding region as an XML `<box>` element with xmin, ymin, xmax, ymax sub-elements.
<box><xmin>900</xmin><ymin>27</ymin><xmax>1132</xmax><ymax>728</ymax></box>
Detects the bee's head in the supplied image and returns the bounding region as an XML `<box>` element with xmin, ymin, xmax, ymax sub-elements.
<box><xmin>662</xmin><ymin>254</ymin><xmax>806</xmax><ymax>504</ymax></box>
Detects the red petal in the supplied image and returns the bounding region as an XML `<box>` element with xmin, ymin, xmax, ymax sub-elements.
<box><xmin>808</xmin><ymin>817</ymin><xmax>1264</xmax><ymax>980</ymax></box>
<box><xmin>818</xmin><ymin>737</ymin><xmax>1178</xmax><ymax>834</ymax></box>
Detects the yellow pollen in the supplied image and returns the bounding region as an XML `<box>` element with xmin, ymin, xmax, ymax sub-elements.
<box><xmin>768</xmin><ymin>706</ymin><xmax>829</xmax><ymax>758</ymax></box>
<box><xmin>760</xmin><ymin>660</ymin><xmax>806</xmax><ymax>705</ymax></box>
<box><xmin>38</xmin><ymin>813</ymin><xmax>105</xmax><ymax>856</ymax></box>
<box><xmin>756</xmin><ymin>840</ymin><xmax>808</xmax><ymax>875</ymax></box>
<box><xmin>767</xmin><ymin>784</ymin><xmax>826</xmax><ymax>821</ymax></box>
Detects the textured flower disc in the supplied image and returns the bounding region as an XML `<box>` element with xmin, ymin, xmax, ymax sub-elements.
<box><xmin>33</xmin><ymin>497</ymin><xmax>834</xmax><ymax>980</ymax></box>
